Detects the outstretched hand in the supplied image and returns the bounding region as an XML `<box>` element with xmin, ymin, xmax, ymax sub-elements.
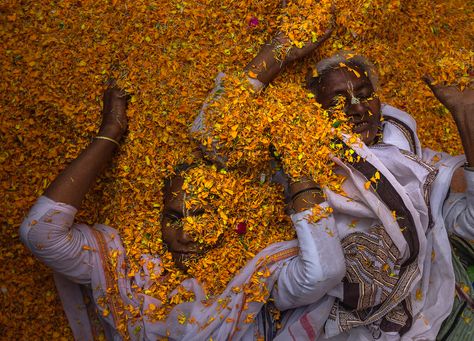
<box><xmin>99</xmin><ymin>81</ymin><xmax>129</xmax><ymax>141</ymax></box>
<box><xmin>279</xmin><ymin>0</ymin><xmax>335</xmax><ymax>64</ymax></box>
<box><xmin>43</xmin><ymin>82</ymin><xmax>130</xmax><ymax>208</ymax></box>
<box><xmin>423</xmin><ymin>75</ymin><xmax>474</xmax><ymax>164</ymax></box>
<box><xmin>423</xmin><ymin>76</ymin><xmax>474</xmax><ymax>118</ymax></box>
<box><xmin>279</xmin><ymin>25</ymin><xmax>334</xmax><ymax>64</ymax></box>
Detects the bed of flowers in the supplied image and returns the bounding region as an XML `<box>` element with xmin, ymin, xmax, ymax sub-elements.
<box><xmin>1</xmin><ymin>0</ymin><xmax>472</xmax><ymax>338</ymax></box>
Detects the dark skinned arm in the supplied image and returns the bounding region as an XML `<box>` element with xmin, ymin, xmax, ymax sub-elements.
<box><xmin>255</xmin><ymin>11</ymin><xmax>334</xmax><ymax>207</ymax></box>
<box><xmin>423</xmin><ymin>76</ymin><xmax>474</xmax><ymax>193</ymax></box>
<box><xmin>44</xmin><ymin>87</ymin><xmax>128</xmax><ymax>208</ymax></box>
<box><xmin>288</xmin><ymin>176</ymin><xmax>325</xmax><ymax>213</ymax></box>
<box><xmin>245</xmin><ymin>29</ymin><xmax>334</xmax><ymax>87</ymax></box>
<box><xmin>245</xmin><ymin>0</ymin><xmax>334</xmax><ymax>86</ymax></box>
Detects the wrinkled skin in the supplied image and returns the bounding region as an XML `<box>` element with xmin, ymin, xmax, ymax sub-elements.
<box><xmin>312</xmin><ymin>66</ymin><xmax>382</xmax><ymax>145</ymax></box>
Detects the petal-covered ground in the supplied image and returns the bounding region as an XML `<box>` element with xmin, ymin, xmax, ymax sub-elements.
<box><xmin>1</xmin><ymin>0</ymin><xmax>472</xmax><ymax>339</ymax></box>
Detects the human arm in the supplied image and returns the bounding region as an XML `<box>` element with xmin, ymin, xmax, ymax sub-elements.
<box><xmin>270</xmin><ymin>175</ymin><xmax>344</xmax><ymax>311</ymax></box>
<box><xmin>423</xmin><ymin>76</ymin><xmax>474</xmax><ymax>191</ymax></box>
<box><xmin>423</xmin><ymin>76</ymin><xmax>474</xmax><ymax>238</ymax></box>
<box><xmin>44</xmin><ymin>87</ymin><xmax>128</xmax><ymax>208</ymax></box>
<box><xmin>272</xmin><ymin>206</ymin><xmax>345</xmax><ymax>311</ymax></box>
<box><xmin>287</xmin><ymin>176</ymin><xmax>325</xmax><ymax>212</ymax></box>
<box><xmin>19</xmin><ymin>197</ymin><xmax>95</xmax><ymax>283</ymax></box>
<box><xmin>193</xmin><ymin>12</ymin><xmax>334</xmax><ymax>124</ymax></box>
<box><xmin>19</xmin><ymin>86</ymin><xmax>128</xmax><ymax>283</ymax></box>
<box><xmin>192</xmin><ymin>7</ymin><xmax>334</xmax><ymax>167</ymax></box>
<box><xmin>244</xmin><ymin>25</ymin><xmax>333</xmax><ymax>88</ymax></box>
<box><xmin>443</xmin><ymin>169</ymin><xmax>474</xmax><ymax>240</ymax></box>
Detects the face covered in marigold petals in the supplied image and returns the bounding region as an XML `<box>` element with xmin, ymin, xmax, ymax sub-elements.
<box><xmin>312</xmin><ymin>66</ymin><xmax>382</xmax><ymax>145</ymax></box>
<box><xmin>162</xmin><ymin>174</ymin><xmax>204</xmax><ymax>271</ymax></box>
<box><xmin>162</xmin><ymin>169</ymin><xmax>222</xmax><ymax>271</ymax></box>
<box><xmin>161</xmin><ymin>164</ymin><xmax>295</xmax><ymax>275</ymax></box>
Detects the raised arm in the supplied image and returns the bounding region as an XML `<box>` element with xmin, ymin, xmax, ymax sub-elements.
<box><xmin>19</xmin><ymin>86</ymin><xmax>128</xmax><ymax>283</ymax></box>
<box><xmin>44</xmin><ymin>86</ymin><xmax>128</xmax><ymax>208</ymax></box>
<box><xmin>244</xmin><ymin>27</ymin><xmax>333</xmax><ymax>88</ymax></box>
<box><xmin>423</xmin><ymin>76</ymin><xmax>474</xmax><ymax>168</ymax></box>
<box><xmin>192</xmin><ymin>13</ymin><xmax>334</xmax><ymax>168</ymax></box>
<box><xmin>424</xmin><ymin>76</ymin><xmax>474</xmax><ymax>239</ymax></box>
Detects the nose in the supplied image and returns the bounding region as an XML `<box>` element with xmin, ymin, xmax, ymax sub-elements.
<box><xmin>346</xmin><ymin>102</ymin><xmax>368</xmax><ymax>118</ymax></box>
<box><xmin>177</xmin><ymin>229</ymin><xmax>194</xmax><ymax>245</ymax></box>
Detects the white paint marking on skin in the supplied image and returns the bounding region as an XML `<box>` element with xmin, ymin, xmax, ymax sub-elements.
<box><xmin>351</xmin><ymin>96</ymin><xmax>360</xmax><ymax>105</ymax></box>
<box><xmin>347</xmin><ymin>81</ymin><xmax>360</xmax><ymax>105</ymax></box>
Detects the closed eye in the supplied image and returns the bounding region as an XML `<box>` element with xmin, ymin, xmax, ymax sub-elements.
<box><xmin>357</xmin><ymin>91</ymin><xmax>373</xmax><ymax>100</ymax></box>
<box><xmin>164</xmin><ymin>212</ymin><xmax>182</xmax><ymax>221</ymax></box>
<box><xmin>330</xmin><ymin>95</ymin><xmax>347</xmax><ymax>107</ymax></box>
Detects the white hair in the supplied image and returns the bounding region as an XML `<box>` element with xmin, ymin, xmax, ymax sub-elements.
<box><xmin>307</xmin><ymin>51</ymin><xmax>379</xmax><ymax>91</ymax></box>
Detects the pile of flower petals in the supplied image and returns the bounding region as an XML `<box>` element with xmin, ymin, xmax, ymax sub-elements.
<box><xmin>179</xmin><ymin>164</ymin><xmax>295</xmax><ymax>297</ymax></box>
<box><xmin>279</xmin><ymin>0</ymin><xmax>333</xmax><ymax>49</ymax></box>
<box><xmin>1</xmin><ymin>0</ymin><xmax>472</xmax><ymax>338</ymax></box>
<box><xmin>195</xmin><ymin>72</ymin><xmax>272</xmax><ymax>173</ymax></box>
<box><xmin>266</xmin><ymin>81</ymin><xmax>351</xmax><ymax>184</ymax></box>
<box><xmin>194</xmin><ymin>72</ymin><xmax>351</xmax><ymax>185</ymax></box>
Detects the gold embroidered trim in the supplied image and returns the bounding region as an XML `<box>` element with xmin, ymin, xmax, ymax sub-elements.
<box><xmin>92</xmin><ymin>228</ymin><xmax>129</xmax><ymax>340</ymax></box>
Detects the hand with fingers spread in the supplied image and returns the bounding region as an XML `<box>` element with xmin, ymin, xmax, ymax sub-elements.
<box><xmin>423</xmin><ymin>76</ymin><xmax>474</xmax><ymax>165</ymax></box>
<box><xmin>278</xmin><ymin>0</ymin><xmax>335</xmax><ymax>62</ymax></box>
<box><xmin>244</xmin><ymin>0</ymin><xmax>335</xmax><ymax>87</ymax></box>
<box><xmin>274</xmin><ymin>25</ymin><xmax>334</xmax><ymax>64</ymax></box>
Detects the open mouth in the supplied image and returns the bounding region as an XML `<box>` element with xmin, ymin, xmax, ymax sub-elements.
<box><xmin>172</xmin><ymin>251</ymin><xmax>203</xmax><ymax>263</ymax></box>
<box><xmin>353</xmin><ymin>121</ymin><xmax>369</xmax><ymax>133</ymax></box>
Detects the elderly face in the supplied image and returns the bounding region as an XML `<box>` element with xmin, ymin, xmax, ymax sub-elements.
<box><xmin>161</xmin><ymin>175</ymin><xmax>206</xmax><ymax>271</ymax></box>
<box><xmin>313</xmin><ymin>66</ymin><xmax>382</xmax><ymax>145</ymax></box>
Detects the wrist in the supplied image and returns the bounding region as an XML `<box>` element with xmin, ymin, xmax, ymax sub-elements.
<box><xmin>289</xmin><ymin>176</ymin><xmax>319</xmax><ymax>196</ymax></box>
<box><xmin>464</xmin><ymin>162</ymin><xmax>474</xmax><ymax>172</ymax></box>
<box><xmin>290</xmin><ymin>188</ymin><xmax>324</xmax><ymax>213</ymax></box>
<box><xmin>98</xmin><ymin>124</ymin><xmax>124</xmax><ymax>142</ymax></box>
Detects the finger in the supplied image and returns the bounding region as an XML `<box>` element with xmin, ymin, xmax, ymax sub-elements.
<box><xmin>421</xmin><ymin>74</ymin><xmax>435</xmax><ymax>87</ymax></box>
<box><xmin>107</xmin><ymin>87</ymin><xmax>127</xmax><ymax>99</ymax></box>
<box><xmin>106</xmin><ymin>78</ymin><xmax>117</xmax><ymax>88</ymax></box>
<box><xmin>421</xmin><ymin>75</ymin><xmax>442</xmax><ymax>96</ymax></box>
<box><xmin>330</xmin><ymin>0</ymin><xmax>337</xmax><ymax>15</ymax></box>
<box><xmin>321</xmin><ymin>12</ymin><xmax>336</xmax><ymax>42</ymax></box>
<box><xmin>117</xmin><ymin>89</ymin><xmax>129</xmax><ymax>98</ymax></box>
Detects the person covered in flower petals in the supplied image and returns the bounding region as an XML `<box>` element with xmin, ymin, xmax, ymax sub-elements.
<box><xmin>17</xmin><ymin>85</ymin><xmax>344</xmax><ymax>340</ymax></box>
<box><xmin>191</xmin><ymin>17</ymin><xmax>474</xmax><ymax>340</ymax></box>
<box><xmin>272</xmin><ymin>51</ymin><xmax>474</xmax><ymax>341</ymax></box>
<box><xmin>19</xmin><ymin>11</ymin><xmax>474</xmax><ymax>341</ymax></box>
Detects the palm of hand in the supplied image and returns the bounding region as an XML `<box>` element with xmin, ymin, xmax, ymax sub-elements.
<box><xmin>424</xmin><ymin>76</ymin><xmax>474</xmax><ymax>164</ymax></box>
<box><xmin>424</xmin><ymin>77</ymin><xmax>474</xmax><ymax>126</ymax></box>
<box><xmin>282</xmin><ymin>26</ymin><xmax>334</xmax><ymax>64</ymax></box>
